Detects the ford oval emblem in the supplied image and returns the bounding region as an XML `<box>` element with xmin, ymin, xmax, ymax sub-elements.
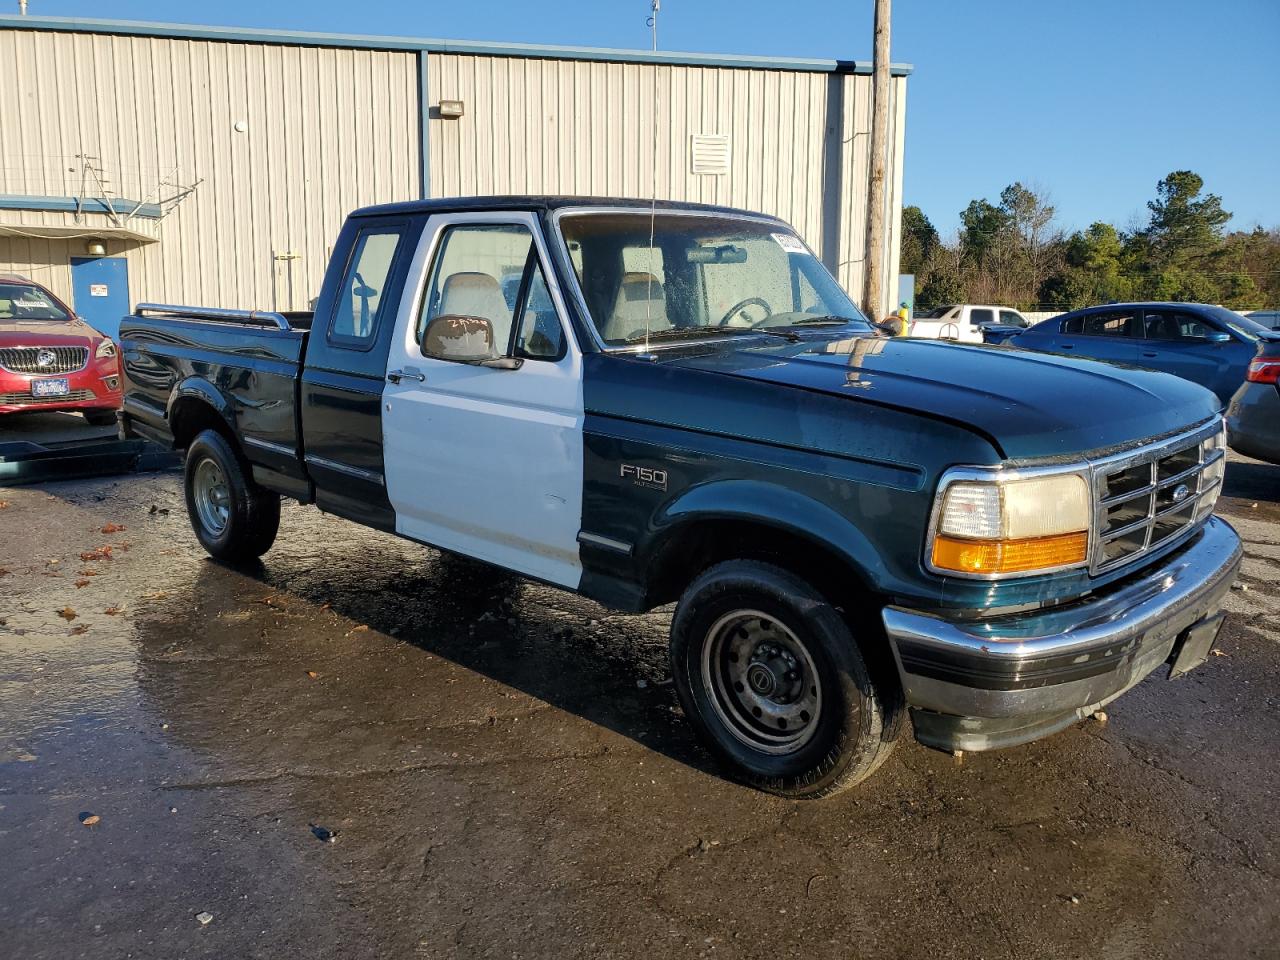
<box><xmin>1171</xmin><ymin>483</ymin><xmax>1191</xmax><ymax>504</ymax></box>
<box><xmin>36</xmin><ymin>349</ymin><xmax>56</xmax><ymax>367</ymax></box>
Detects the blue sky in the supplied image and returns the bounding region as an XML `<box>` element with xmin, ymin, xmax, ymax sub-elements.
<box><xmin>21</xmin><ymin>0</ymin><xmax>1279</xmax><ymax>238</ymax></box>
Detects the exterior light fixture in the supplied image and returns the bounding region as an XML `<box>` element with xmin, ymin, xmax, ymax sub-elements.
<box><xmin>85</xmin><ymin>239</ymin><xmax>107</xmax><ymax>256</ymax></box>
<box><xmin>438</xmin><ymin>100</ymin><xmax>465</xmax><ymax>119</ymax></box>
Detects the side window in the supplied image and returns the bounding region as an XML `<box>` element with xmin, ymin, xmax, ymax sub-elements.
<box><xmin>514</xmin><ymin>267</ymin><xmax>565</xmax><ymax>360</ymax></box>
<box><xmin>1062</xmin><ymin>315</ymin><xmax>1083</xmax><ymax>334</ymax></box>
<box><xmin>970</xmin><ymin>308</ymin><xmax>995</xmax><ymax>324</ymax></box>
<box><xmin>1081</xmin><ymin>310</ymin><xmax>1137</xmax><ymax>337</ymax></box>
<box><xmin>331</xmin><ymin>227</ymin><xmax>404</xmax><ymax>345</ymax></box>
<box><xmin>999</xmin><ymin>310</ymin><xmax>1025</xmax><ymax>327</ymax></box>
<box><xmin>418</xmin><ymin>223</ymin><xmax>564</xmax><ymax>363</ymax></box>
<box><xmin>1144</xmin><ymin>311</ymin><xmax>1210</xmax><ymax>341</ymax></box>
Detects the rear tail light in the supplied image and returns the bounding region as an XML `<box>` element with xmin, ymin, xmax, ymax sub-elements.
<box><xmin>1246</xmin><ymin>359</ymin><xmax>1280</xmax><ymax>384</ymax></box>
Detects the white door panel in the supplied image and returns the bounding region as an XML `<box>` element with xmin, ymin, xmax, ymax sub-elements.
<box><xmin>382</xmin><ymin>212</ymin><xmax>585</xmax><ymax>588</ymax></box>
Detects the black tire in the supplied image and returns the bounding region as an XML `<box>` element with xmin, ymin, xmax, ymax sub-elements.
<box><xmin>670</xmin><ymin>560</ymin><xmax>901</xmax><ymax>799</ymax></box>
<box><xmin>183</xmin><ymin>429</ymin><xmax>280</xmax><ymax>562</ymax></box>
<box><xmin>83</xmin><ymin>409</ymin><xmax>117</xmax><ymax>426</ymax></box>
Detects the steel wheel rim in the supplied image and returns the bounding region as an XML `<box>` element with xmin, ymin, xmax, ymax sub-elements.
<box><xmin>700</xmin><ymin>609</ymin><xmax>822</xmax><ymax>755</ymax></box>
<box><xmin>192</xmin><ymin>457</ymin><xmax>231</xmax><ymax>536</ymax></box>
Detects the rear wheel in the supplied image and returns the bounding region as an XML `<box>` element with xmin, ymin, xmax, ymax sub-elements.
<box><xmin>83</xmin><ymin>409</ymin><xmax>117</xmax><ymax>426</ymax></box>
<box><xmin>183</xmin><ymin>429</ymin><xmax>280</xmax><ymax>561</ymax></box>
<box><xmin>670</xmin><ymin>560</ymin><xmax>901</xmax><ymax>798</ymax></box>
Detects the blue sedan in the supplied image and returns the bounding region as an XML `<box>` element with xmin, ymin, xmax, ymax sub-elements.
<box><xmin>1009</xmin><ymin>302</ymin><xmax>1278</xmax><ymax>405</ymax></box>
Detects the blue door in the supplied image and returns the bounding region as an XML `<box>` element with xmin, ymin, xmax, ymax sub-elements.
<box><xmin>70</xmin><ymin>256</ymin><xmax>130</xmax><ymax>341</ymax></box>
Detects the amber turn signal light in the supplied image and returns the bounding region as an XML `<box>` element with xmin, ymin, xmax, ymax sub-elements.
<box><xmin>931</xmin><ymin>531</ymin><xmax>1088</xmax><ymax>575</ymax></box>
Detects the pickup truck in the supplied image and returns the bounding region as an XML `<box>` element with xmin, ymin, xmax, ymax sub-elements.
<box><xmin>909</xmin><ymin>303</ymin><xmax>1030</xmax><ymax>344</ymax></box>
<box><xmin>119</xmin><ymin>196</ymin><xmax>1242</xmax><ymax>799</ymax></box>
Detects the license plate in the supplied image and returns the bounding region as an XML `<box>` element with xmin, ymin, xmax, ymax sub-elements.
<box><xmin>32</xmin><ymin>378</ymin><xmax>70</xmax><ymax>398</ymax></box>
<box><xmin>1169</xmin><ymin>612</ymin><xmax>1225</xmax><ymax>678</ymax></box>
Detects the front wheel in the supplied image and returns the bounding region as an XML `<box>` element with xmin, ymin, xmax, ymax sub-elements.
<box><xmin>670</xmin><ymin>560</ymin><xmax>901</xmax><ymax>798</ymax></box>
<box><xmin>183</xmin><ymin>429</ymin><xmax>280</xmax><ymax>562</ymax></box>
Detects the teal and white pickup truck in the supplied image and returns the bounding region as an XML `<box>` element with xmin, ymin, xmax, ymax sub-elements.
<box><xmin>118</xmin><ymin>197</ymin><xmax>1242</xmax><ymax>798</ymax></box>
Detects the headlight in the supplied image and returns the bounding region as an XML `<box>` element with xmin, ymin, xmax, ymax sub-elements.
<box><xmin>930</xmin><ymin>472</ymin><xmax>1091</xmax><ymax>577</ymax></box>
<box><xmin>1196</xmin><ymin>425</ymin><xmax>1227</xmax><ymax>520</ymax></box>
<box><xmin>96</xmin><ymin>339</ymin><xmax>117</xmax><ymax>359</ymax></box>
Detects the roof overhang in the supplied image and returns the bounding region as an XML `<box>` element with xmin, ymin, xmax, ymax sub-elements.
<box><xmin>0</xmin><ymin>14</ymin><xmax>914</xmax><ymax>76</ymax></box>
<box><xmin>0</xmin><ymin>222</ymin><xmax>158</xmax><ymax>244</ymax></box>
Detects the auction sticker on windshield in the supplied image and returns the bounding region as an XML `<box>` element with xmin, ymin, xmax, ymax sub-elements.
<box><xmin>772</xmin><ymin>233</ymin><xmax>808</xmax><ymax>254</ymax></box>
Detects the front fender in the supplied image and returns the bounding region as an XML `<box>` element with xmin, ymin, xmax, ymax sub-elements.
<box><xmin>642</xmin><ymin>477</ymin><xmax>892</xmax><ymax>592</ymax></box>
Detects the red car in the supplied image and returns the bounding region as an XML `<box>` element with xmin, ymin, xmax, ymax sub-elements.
<box><xmin>0</xmin><ymin>274</ymin><xmax>123</xmax><ymax>426</ymax></box>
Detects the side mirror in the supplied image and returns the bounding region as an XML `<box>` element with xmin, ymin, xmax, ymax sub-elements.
<box><xmin>1206</xmin><ymin>330</ymin><xmax>1232</xmax><ymax>344</ymax></box>
<box><xmin>422</xmin><ymin>314</ymin><xmax>497</xmax><ymax>362</ymax></box>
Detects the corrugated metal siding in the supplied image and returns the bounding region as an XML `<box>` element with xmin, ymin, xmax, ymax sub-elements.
<box><xmin>427</xmin><ymin>53</ymin><xmax>903</xmax><ymax>314</ymax></box>
<box><xmin>0</xmin><ymin>29</ymin><xmax>420</xmax><ymax>311</ymax></box>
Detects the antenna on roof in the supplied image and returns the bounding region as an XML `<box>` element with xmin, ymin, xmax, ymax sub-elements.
<box><xmin>641</xmin><ymin>0</ymin><xmax>661</xmax><ymax>359</ymax></box>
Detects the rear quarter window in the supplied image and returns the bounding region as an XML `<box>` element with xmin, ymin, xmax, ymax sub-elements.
<box><xmin>329</xmin><ymin>226</ymin><xmax>407</xmax><ymax>348</ymax></box>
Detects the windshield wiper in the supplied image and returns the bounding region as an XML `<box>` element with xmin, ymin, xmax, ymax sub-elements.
<box><xmin>783</xmin><ymin>315</ymin><xmax>865</xmax><ymax>326</ymax></box>
<box><xmin>620</xmin><ymin>326</ymin><xmax>799</xmax><ymax>345</ymax></box>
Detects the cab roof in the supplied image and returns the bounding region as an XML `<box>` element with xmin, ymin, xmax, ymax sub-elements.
<box><xmin>350</xmin><ymin>195</ymin><xmax>787</xmax><ymax>222</ymax></box>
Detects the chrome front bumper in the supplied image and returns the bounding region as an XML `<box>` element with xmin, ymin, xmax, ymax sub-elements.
<box><xmin>882</xmin><ymin>517</ymin><xmax>1243</xmax><ymax>752</ymax></box>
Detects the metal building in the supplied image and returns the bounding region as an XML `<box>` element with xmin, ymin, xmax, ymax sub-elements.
<box><xmin>0</xmin><ymin>15</ymin><xmax>910</xmax><ymax>339</ymax></box>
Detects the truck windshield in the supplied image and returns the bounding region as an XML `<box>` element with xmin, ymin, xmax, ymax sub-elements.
<box><xmin>0</xmin><ymin>282</ymin><xmax>70</xmax><ymax>321</ymax></box>
<box><xmin>557</xmin><ymin>212</ymin><xmax>872</xmax><ymax>345</ymax></box>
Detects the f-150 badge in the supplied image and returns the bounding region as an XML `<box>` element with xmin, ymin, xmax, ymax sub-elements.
<box><xmin>620</xmin><ymin>463</ymin><xmax>667</xmax><ymax>491</ymax></box>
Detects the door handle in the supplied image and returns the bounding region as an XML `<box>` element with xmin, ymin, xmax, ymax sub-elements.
<box><xmin>1142</xmin><ymin>351</ymin><xmax>1158</xmax><ymax>358</ymax></box>
<box><xmin>387</xmin><ymin>369</ymin><xmax>425</xmax><ymax>384</ymax></box>
<box><xmin>1060</xmin><ymin>343</ymin><xmax>1074</xmax><ymax>350</ymax></box>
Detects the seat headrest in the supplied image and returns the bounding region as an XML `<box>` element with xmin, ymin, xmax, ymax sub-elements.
<box><xmin>439</xmin><ymin>272</ymin><xmax>509</xmax><ymax>325</ymax></box>
<box><xmin>603</xmin><ymin>272</ymin><xmax>668</xmax><ymax>341</ymax></box>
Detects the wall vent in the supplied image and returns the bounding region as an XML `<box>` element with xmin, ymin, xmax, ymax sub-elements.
<box><xmin>690</xmin><ymin>134</ymin><xmax>731</xmax><ymax>175</ymax></box>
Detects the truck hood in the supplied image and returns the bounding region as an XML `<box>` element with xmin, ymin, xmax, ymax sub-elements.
<box><xmin>0</xmin><ymin>317</ymin><xmax>98</xmax><ymax>345</ymax></box>
<box><xmin>664</xmin><ymin>335</ymin><xmax>1222</xmax><ymax>460</ymax></box>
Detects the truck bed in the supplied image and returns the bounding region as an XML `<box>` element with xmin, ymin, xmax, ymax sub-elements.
<box><xmin>118</xmin><ymin>305</ymin><xmax>312</xmax><ymax>496</ymax></box>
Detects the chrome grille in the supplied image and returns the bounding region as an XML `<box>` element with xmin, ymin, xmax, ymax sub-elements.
<box><xmin>1090</xmin><ymin>420</ymin><xmax>1225</xmax><ymax>574</ymax></box>
<box><xmin>0</xmin><ymin>346</ymin><xmax>89</xmax><ymax>375</ymax></box>
<box><xmin>0</xmin><ymin>388</ymin><xmax>96</xmax><ymax>405</ymax></box>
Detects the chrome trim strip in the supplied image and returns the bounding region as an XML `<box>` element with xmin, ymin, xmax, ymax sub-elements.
<box><xmin>303</xmin><ymin>454</ymin><xmax>384</xmax><ymax>486</ymax></box>
<box><xmin>576</xmin><ymin>531</ymin><xmax>633</xmax><ymax>555</ymax></box>
<box><xmin>244</xmin><ymin>436</ymin><xmax>299</xmax><ymax>458</ymax></box>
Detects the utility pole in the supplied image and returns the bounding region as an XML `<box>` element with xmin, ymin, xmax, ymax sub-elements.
<box><xmin>19</xmin><ymin>0</ymin><xmax>29</xmax><ymax>15</ymax></box>
<box><xmin>862</xmin><ymin>0</ymin><xmax>891</xmax><ymax>322</ymax></box>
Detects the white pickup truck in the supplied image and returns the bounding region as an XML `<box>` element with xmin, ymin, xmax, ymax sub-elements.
<box><xmin>909</xmin><ymin>304</ymin><xmax>1030</xmax><ymax>344</ymax></box>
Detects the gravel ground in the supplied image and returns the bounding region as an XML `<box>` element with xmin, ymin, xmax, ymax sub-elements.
<box><xmin>1</xmin><ymin>453</ymin><xmax>1277</xmax><ymax>960</ymax></box>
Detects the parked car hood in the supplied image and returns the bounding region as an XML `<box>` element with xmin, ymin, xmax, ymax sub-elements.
<box><xmin>0</xmin><ymin>317</ymin><xmax>97</xmax><ymax>345</ymax></box>
<box><xmin>664</xmin><ymin>335</ymin><xmax>1222</xmax><ymax>460</ymax></box>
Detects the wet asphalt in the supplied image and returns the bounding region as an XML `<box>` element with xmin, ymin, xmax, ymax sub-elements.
<box><xmin>1</xmin><ymin>455</ymin><xmax>1277</xmax><ymax>960</ymax></box>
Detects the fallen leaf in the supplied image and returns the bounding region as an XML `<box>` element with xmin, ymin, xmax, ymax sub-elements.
<box><xmin>81</xmin><ymin>814</ymin><xmax>101</xmax><ymax>827</ymax></box>
<box><xmin>1211</xmin><ymin>648</ymin><xmax>1228</xmax><ymax>657</ymax></box>
<box><xmin>0</xmin><ymin>500</ymin><xmax>9</xmax><ymax>509</ymax></box>
<box><xmin>350</xmin><ymin>625</ymin><xmax>370</xmax><ymax>634</ymax></box>
<box><xmin>104</xmin><ymin>606</ymin><xmax>123</xmax><ymax>616</ymax></box>
<box><xmin>46</xmin><ymin>558</ymin><xmax>61</xmax><ymax>566</ymax></box>
<box><xmin>79</xmin><ymin>569</ymin><xmax>98</xmax><ymax>576</ymax></box>
<box><xmin>70</xmin><ymin>625</ymin><xmax>89</xmax><ymax>636</ymax></box>
<box><xmin>100</xmin><ymin>522</ymin><xmax>126</xmax><ymax>534</ymax></box>
<box><xmin>57</xmin><ymin>607</ymin><xmax>77</xmax><ymax>621</ymax></box>
<box><xmin>195</xmin><ymin>912</ymin><xmax>213</xmax><ymax>926</ymax></box>
<box><xmin>75</xmin><ymin>579</ymin><xmax>90</xmax><ymax>588</ymax></box>
<box><xmin>306</xmin><ymin>671</ymin><xmax>319</xmax><ymax>679</ymax></box>
<box><xmin>0</xmin><ymin>568</ymin><xmax>8</xmax><ymax>577</ymax></box>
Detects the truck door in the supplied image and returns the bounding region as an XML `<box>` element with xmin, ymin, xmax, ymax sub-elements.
<box><xmin>381</xmin><ymin>212</ymin><xmax>584</xmax><ymax>588</ymax></box>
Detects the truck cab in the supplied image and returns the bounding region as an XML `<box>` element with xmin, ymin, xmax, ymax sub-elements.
<box><xmin>119</xmin><ymin>197</ymin><xmax>1242</xmax><ymax>799</ymax></box>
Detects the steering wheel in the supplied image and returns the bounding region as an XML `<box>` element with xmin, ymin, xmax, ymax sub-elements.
<box><xmin>718</xmin><ymin>296</ymin><xmax>772</xmax><ymax>327</ymax></box>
